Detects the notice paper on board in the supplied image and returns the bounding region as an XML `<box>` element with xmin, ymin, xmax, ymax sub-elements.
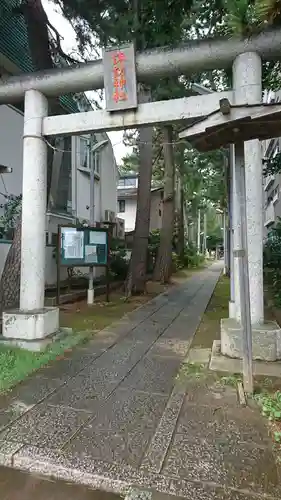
<box><xmin>64</xmin><ymin>230</ymin><xmax>84</xmax><ymax>259</ymax></box>
<box><xmin>89</xmin><ymin>231</ymin><xmax>107</xmax><ymax>245</ymax></box>
<box><xmin>85</xmin><ymin>245</ymin><xmax>98</xmax><ymax>263</ymax></box>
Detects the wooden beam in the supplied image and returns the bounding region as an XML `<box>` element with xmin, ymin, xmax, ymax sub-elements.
<box><xmin>179</xmin><ymin>103</ymin><xmax>281</xmax><ymax>140</ymax></box>
<box><xmin>42</xmin><ymin>91</ymin><xmax>234</xmax><ymax>137</ymax></box>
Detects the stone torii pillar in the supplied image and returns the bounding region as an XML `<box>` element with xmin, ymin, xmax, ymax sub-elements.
<box><xmin>233</xmin><ymin>52</ymin><xmax>264</xmax><ymax>325</ymax></box>
<box><xmin>2</xmin><ymin>90</ymin><xmax>59</xmax><ymax>347</ymax></box>
<box><xmin>221</xmin><ymin>51</ymin><xmax>281</xmax><ymax>362</ymax></box>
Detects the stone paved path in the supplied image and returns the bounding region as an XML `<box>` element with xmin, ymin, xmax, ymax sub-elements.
<box><xmin>0</xmin><ymin>262</ymin><xmax>280</xmax><ymax>499</ymax></box>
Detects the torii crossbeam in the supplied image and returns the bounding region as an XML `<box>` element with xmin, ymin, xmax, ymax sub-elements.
<box><xmin>179</xmin><ymin>101</ymin><xmax>281</xmax><ymax>151</ymax></box>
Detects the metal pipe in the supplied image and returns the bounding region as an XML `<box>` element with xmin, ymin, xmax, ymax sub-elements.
<box><xmin>234</xmin><ymin>142</ymin><xmax>253</xmax><ymax>395</ymax></box>
<box><xmin>87</xmin><ymin>135</ymin><xmax>95</xmax><ymax>306</ymax></box>
<box><xmin>87</xmin><ymin>139</ymin><xmax>108</xmax><ymax>305</ymax></box>
<box><xmin>197</xmin><ymin>209</ymin><xmax>201</xmax><ymax>254</ymax></box>
<box><xmin>203</xmin><ymin>211</ymin><xmax>207</xmax><ymax>255</ymax></box>
<box><xmin>1</xmin><ymin>29</ymin><xmax>281</xmax><ymax>102</ymax></box>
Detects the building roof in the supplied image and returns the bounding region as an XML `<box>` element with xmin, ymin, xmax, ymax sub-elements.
<box><xmin>0</xmin><ymin>0</ymin><xmax>78</xmax><ymax>113</ymax></box>
<box><xmin>118</xmin><ymin>186</ymin><xmax>163</xmax><ymax>199</ymax></box>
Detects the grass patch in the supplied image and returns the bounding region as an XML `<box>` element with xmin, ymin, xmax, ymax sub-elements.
<box><xmin>0</xmin><ymin>331</ymin><xmax>88</xmax><ymax>393</ymax></box>
<box><xmin>60</xmin><ymin>288</ymin><xmax>166</xmax><ymax>332</ymax></box>
<box><xmin>192</xmin><ymin>275</ymin><xmax>230</xmax><ymax>349</ymax></box>
<box><xmin>176</xmin><ymin>361</ymin><xmax>207</xmax><ymax>381</ymax></box>
<box><xmin>220</xmin><ymin>374</ymin><xmax>242</xmax><ymax>387</ymax></box>
<box><xmin>255</xmin><ymin>390</ymin><xmax>281</xmax><ymax>449</ymax></box>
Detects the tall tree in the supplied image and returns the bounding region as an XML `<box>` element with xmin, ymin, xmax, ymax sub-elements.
<box><xmin>153</xmin><ymin>126</ymin><xmax>175</xmax><ymax>282</ymax></box>
<box><xmin>59</xmin><ymin>0</ymin><xmax>194</xmax><ymax>293</ymax></box>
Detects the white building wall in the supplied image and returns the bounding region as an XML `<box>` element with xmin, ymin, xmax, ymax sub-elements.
<box><xmin>118</xmin><ymin>198</ymin><xmax>137</xmax><ymax>232</ymax></box>
<box><xmin>100</xmin><ymin>138</ymin><xmax>118</xmax><ymax>218</ymax></box>
<box><xmin>71</xmin><ymin>134</ymin><xmax>117</xmax><ymax>223</ymax></box>
<box><xmin>0</xmin><ymin>105</ymin><xmax>23</xmax><ymax>215</ymax></box>
<box><xmin>117</xmin><ymin>191</ymin><xmax>163</xmax><ymax>233</ymax></box>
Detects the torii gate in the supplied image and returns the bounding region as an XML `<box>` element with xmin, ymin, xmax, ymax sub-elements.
<box><xmin>1</xmin><ymin>30</ymin><xmax>281</xmax><ymax>348</ymax></box>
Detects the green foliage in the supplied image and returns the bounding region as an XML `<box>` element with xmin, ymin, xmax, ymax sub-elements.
<box><xmin>207</xmin><ymin>234</ymin><xmax>223</xmax><ymax>250</ymax></box>
<box><xmin>220</xmin><ymin>374</ymin><xmax>242</xmax><ymax>386</ymax></box>
<box><xmin>263</xmin><ymin>151</ymin><xmax>281</xmax><ymax>177</ymax></box>
<box><xmin>148</xmin><ymin>230</ymin><xmax>160</xmax><ymax>254</ymax></box>
<box><xmin>263</xmin><ymin>219</ymin><xmax>281</xmax><ymax>306</ymax></box>
<box><xmin>183</xmin><ymin>242</ymin><xmax>205</xmax><ymax>268</ymax></box>
<box><xmin>0</xmin><ymin>195</ymin><xmax>22</xmax><ymax>238</ymax></box>
<box><xmin>172</xmin><ymin>252</ymin><xmax>184</xmax><ymax>271</ymax></box>
<box><xmin>0</xmin><ymin>331</ymin><xmax>88</xmax><ymax>393</ymax></box>
<box><xmin>255</xmin><ymin>391</ymin><xmax>281</xmax><ymax>421</ymax></box>
<box><xmin>110</xmin><ymin>239</ymin><xmax>129</xmax><ymax>279</ymax></box>
<box><xmin>224</xmin><ymin>0</ymin><xmax>260</xmax><ymax>36</ymax></box>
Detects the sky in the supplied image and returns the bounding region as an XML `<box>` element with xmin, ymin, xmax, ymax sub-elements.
<box><xmin>42</xmin><ymin>0</ymin><xmax>131</xmax><ymax>165</ymax></box>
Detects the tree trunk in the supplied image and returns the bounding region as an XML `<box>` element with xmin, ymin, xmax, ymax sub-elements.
<box><xmin>125</xmin><ymin>87</ymin><xmax>153</xmax><ymax>295</ymax></box>
<box><xmin>0</xmin><ymin>0</ymin><xmax>55</xmax><ymax>314</ymax></box>
<box><xmin>0</xmin><ymin>218</ymin><xmax>21</xmax><ymax>313</ymax></box>
<box><xmin>153</xmin><ymin>126</ymin><xmax>175</xmax><ymax>283</ymax></box>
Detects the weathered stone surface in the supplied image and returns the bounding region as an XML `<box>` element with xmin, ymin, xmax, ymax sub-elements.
<box><xmin>140</xmin><ymin>385</ymin><xmax>186</xmax><ymax>473</ymax></box>
<box><xmin>87</xmin><ymin>388</ymin><xmax>167</xmax><ymax>433</ymax></box>
<box><xmin>8</xmin><ymin>373</ymin><xmax>65</xmax><ymax>407</ymax></box>
<box><xmin>61</xmin><ymin>391</ymin><xmax>168</xmax><ymax>467</ymax></box>
<box><xmin>48</xmin><ymin>339</ymin><xmax>149</xmax><ymax>410</ymax></box>
<box><xmin>163</xmin><ymin>433</ymin><xmax>279</xmax><ymax>496</ymax></box>
<box><xmin>168</xmin><ymin>479</ymin><xmax>263</xmax><ymax>500</ymax></box>
<box><xmin>66</xmin><ymin>427</ymin><xmax>150</xmax><ymax>467</ymax></box>
<box><xmin>120</xmin><ymin>355</ymin><xmax>180</xmax><ymax>394</ymax></box>
<box><xmin>0</xmin><ymin>440</ymin><xmax>23</xmax><ymax>466</ymax></box>
<box><xmin>148</xmin><ymin>338</ymin><xmax>191</xmax><ymax>358</ymax></box>
<box><xmin>221</xmin><ymin>317</ymin><xmax>281</xmax><ymax>361</ymax></box>
<box><xmin>211</xmin><ymin>339</ymin><xmax>281</xmax><ymax>377</ymax></box>
<box><xmin>177</xmin><ymin>399</ymin><xmax>270</xmax><ymax>445</ymax></box>
<box><xmin>35</xmin><ymin>350</ymin><xmax>100</xmax><ymax>382</ymax></box>
<box><xmin>0</xmin><ymin>403</ymin><xmax>91</xmax><ymax>449</ymax></box>
<box><xmin>185</xmin><ymin>377</ymin><xmax>239</xmax><ymax>407</ymax></box>
<box><xmin>5</xmin><ymin>264</ymin><xmax>279</xmax><ymax>500</ymax></box>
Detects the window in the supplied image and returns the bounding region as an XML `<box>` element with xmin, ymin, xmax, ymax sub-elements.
<box><xmin>124</xmin><ymin>177</ymin><xmax>137</xmax><ymax>187</ymax></box>
<box><xmin>80</xmin><ymin>137</ymin><xmax>89</xmax><ymax>169</ymax></box>
<box><xmin>118</xmin><ymin>177</ymin><xmax>137</xmax><ymax>188</ymax></box>
<box><xmin>118</xmin><ymin>199</ymin><xmax>125</xmax><ymax>213</ymax></box>
<box><xmin>93</xmin><ymin>150</ymin><xmax>101</xmax><ymax>174</ymax></box>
